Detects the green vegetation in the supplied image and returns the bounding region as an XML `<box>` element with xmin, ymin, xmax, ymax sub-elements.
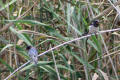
<box><xmin>0</xmin><ymin>0</ymin><xmax>120</xmax><ymax>80</ymax></box>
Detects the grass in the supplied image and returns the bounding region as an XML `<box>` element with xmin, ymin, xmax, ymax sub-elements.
<box><xmin>0</xmin><ymin>0</ymin><xmax>120</xmax><ymax>80</ymax></box>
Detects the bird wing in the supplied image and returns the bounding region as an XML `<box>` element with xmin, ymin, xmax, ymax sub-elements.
<box><xmin>28</xmin><ymin>47</ymin><xmax>38</xmax><ymax>65</ymax></box>
<box><xmin>28</xmin><ymin>47</ymin><xmax>38</xmax><ymax>57</ymax></box>
<box><xmin>89</xmin><ymin>25</ymin><xmax>99</xmax><ymax>34</ymax></box>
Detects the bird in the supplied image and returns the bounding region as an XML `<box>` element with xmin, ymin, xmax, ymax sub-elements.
<box><xmin>84</xmin><ymin>20</ymin><xmax>99</xmax><ymax>53</ymax></box>
<box><xmin>26</xmin><ymin>46</ymin><xmax>38</xmax><ymax>65</ymax></box>
<box><xmin>88</xmin><ymin>20</ymin><xmax>99</xmax><ymax>34</ymax></box>
<box><xmin>82</xmin><ymin>20</ymin><xmax>99</xmax><ymax>36</ymax></box>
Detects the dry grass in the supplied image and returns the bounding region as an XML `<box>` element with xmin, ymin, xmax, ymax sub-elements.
<box><xmin>0</xmin><ymin>0</ymin><xmax>120</xmax><ymax>80</ymax></box>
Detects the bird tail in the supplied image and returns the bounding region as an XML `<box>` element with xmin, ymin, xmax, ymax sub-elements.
<box><xmin>81</xmin><ymin>29</ymin><xmax>89</xmax><ymax>36</ymax></box>
<box><xmin>32</xmin><ymin>57</ymin><xmax>38</xmax><ymax>65</ymax></box>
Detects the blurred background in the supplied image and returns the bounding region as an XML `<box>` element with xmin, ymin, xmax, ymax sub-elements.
<box><xmin>0</xmin><ymin>0</ymin><xmax>120</xmax><ymax>80</ymax></box>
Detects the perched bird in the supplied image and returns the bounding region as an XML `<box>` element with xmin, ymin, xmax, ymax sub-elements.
<box><xmin>84</xmin><ymin>20</ymin><xmax>99</xmax><ymax>53</ymax></box>
<box><xmin>26</xmin><ymin>46</ymin><xmax>38</xmax><ymax>65</ymax></box>
<box><xmin>82</xmin><ymin>20</ymin><xmax>99</xmax><ymax>36</ymax></box>
<box><xmin>88</xmin><ymin>20</ymin><xmax>99</xmax><ymax>34</ymax></box>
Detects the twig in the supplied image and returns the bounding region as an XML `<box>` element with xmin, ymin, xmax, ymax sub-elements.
<box><xmin>92</xmin><ymin>0</ymin><xmax>120</xmax><ymax>21</ymax></box>
<box><xmin>107</xmin><ymin>0</ymin><xmax>120</xmax><ymax>15</ymax></box>
<box><xmin>89</xmin><ymin>49</ymin><xmax>120</xmax><ymax>64</ymax></box>
<box><xmin>4</xmin><ymin>61</ymin><xmax>31</xmax><ymax>80</ymax></box>
<box><xmin>4</xmin><ymin>28</ymin><xmax>120</xmax><ymax>80</ymax></box>
<box><xmin>51</xmin><ymin>45</ymin><xmax>61</xmax><ymax>80</ymax></box>
<box><xmin>100</xmin><ymin>33</ymin><xmax>119</xmax><ymax>80</ymax></box>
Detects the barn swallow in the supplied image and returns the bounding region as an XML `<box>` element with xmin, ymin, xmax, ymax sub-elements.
<box><xmin>26</xmin><ymin>46</ymin><xmax>38</xmax><ymax>65</ymax></box>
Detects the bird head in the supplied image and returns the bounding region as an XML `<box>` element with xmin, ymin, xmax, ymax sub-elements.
<box><xmin>26</xmin><ymin>46</ymin><xmax>32</xmax><ymax>50</ymax></box>
<box><xmin>91</xmin><ymin>20</ymin><xmax>99</xmax><ymax>27</ymax></box>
